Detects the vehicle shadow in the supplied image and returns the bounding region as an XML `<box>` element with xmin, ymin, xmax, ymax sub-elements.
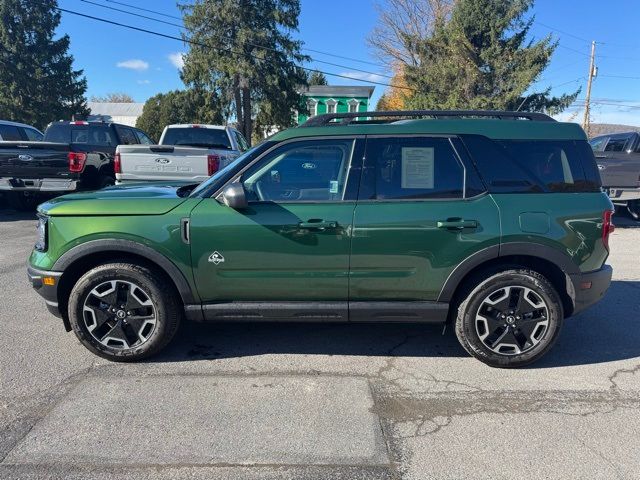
<box><xmin>0</xmin><ymin>208</ymin><xmax>37</xmax><ymax>222</ymax></box>
<box><xmin>154</xmin><ymin>280</ymin><xmax>640</xmax><ymax>368</ymax></box>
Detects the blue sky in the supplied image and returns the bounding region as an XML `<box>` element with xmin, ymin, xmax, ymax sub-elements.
<box><xmin>57</xmin><ymin>0</ymin><xmax>640</xmax><ymax>125</ymax></box>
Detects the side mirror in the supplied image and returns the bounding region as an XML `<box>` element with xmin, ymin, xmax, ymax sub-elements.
<box><xmin>221</xmin><ymin>182</ymin><xmax>248</xmax><ymax>210</ymax></box>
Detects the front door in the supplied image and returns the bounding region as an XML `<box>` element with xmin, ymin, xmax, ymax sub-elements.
<box><xmin>190</xmin><ymin>137</ymin><xmax>362</xmax><ymax>319</ymax></box>
<box><xmin>349</xmin><ymin>135</ymin><xmax>500</xmax><ymax>319</ymax></box>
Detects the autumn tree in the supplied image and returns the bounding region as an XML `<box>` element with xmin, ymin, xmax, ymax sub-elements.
<box><xmin>179</xmin><ymin>0</ymin><xmax>308</xmax><ymax>144</ymax></box>
<box><xmin>0</xmin><ymin>0</ymin><xmax>88</xmax><ymax>129</ymax></box>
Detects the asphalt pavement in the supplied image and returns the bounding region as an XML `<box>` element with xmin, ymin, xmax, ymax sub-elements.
<box><xmin>1</xmin><ymin>206</ymin><xmax>639</xmax><ymax>480</ymax></box>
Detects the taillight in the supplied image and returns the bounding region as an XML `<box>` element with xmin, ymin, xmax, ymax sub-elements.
<box><xmin>207</xmin><ymin>154</ymin><xmax>220</xmax><ymax>175</ymax></box>
<box><xmin>602</xmin><ymin>209</ymin><xmax>615</xmax><ymax>251</ymax></box>
<box><xmin>114</xmin><ymin>152</ymin><xmax>122</xmax><ymax>174</ymax></box>
<box><xmin>68</xmin><ymin>152</ymin><xmax>87</xmax><ymax>172</ymax></box>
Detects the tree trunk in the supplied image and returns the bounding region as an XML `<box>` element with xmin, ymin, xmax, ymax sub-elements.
<box><xmin>241</xmin><ymin>83</ymin><xmax>252</xmax><ymax>145</ymax></box>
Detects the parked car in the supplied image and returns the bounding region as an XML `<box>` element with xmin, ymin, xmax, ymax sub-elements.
<box><xmin>589</xmin><ymin>131</ymin><xmax>640</xmax><ymax>220</ymax></box>
<box><xmin>27</xmin><ymin>110</ymin><xmax>613</xmax><ymax>368</ymax></box>
<box><xmin>115</xmin><ymin>124</ymin><xmax>249</xmax><ymax>184</ymax></box>
<box><xmin>0</xmin><ymin>120</ymin><xmax>154</xmax><ymax>209</ymax></box>
<box><xmin>0</xmin><ymin>120</ymin><xmax>44</xmax><ymax>142</ymax></box>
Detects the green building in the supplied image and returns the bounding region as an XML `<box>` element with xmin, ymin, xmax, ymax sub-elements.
<box><xmin>297</xmin><ymin>86</ymin><xmax>375</xmax><ymax>124</ymax></box>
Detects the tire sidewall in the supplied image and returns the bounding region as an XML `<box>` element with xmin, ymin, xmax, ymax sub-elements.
<box><xmin>457</xmin><ymin>270</ymin><xmax>563</xmax><ymax>368</ymax></box>
<box><xmin>68</xmin><ymin>263</ymin><xmax>178</xmax><ymax>361</ymax></box>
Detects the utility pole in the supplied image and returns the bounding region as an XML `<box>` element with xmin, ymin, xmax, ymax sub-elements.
<box><xmin>582</xmin><ymin>41</ymin><xmax>597</xmax><ymax>136</ymax></box>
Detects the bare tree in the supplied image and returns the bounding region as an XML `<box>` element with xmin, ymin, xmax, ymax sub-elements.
<box><xmin>90</xmin><ymin>92</ymin><xmax>135</xmax><ymax>103</ymax></box>
<box><xmin>368</xmin><ymin>0</ymin><xmax>455</xmax><ymax>67</ymax></box>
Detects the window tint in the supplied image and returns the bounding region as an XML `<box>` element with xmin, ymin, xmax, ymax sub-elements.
<box><xmin>163</xmin><ymin>127</ymin><xmax>232</xmax><ymax>149</ymax></box>
<box><xmin>134</xmin><ymin>129</ymin><xmax>154</xmax><ymax>145</ymax></box>
<box><xmin>604</xmin><ymin>137</ymin><xmax>628</xmax><ymax>152</ymax></box>
<box><xmin>589</xmin><ymin>136</ymin><xmax>608</xmax><ymax>152</ymax></box>
<box><xmin>242</xmin><ymin>139</ymin><xmax>354</xmax><ymax>202</ymax></box>
<box><xmin>462</xmin><ymin>135</ymin><xmax>601</xmax><ymax>193</ymax></box>
<box><xmin>24</xmin><ymin>128</ymin><xmax>43</xmax><ymax>141</ymax></box>
<box><xmin>116</xmin><ymin>126</ymin><xmax>138</xmax><ymax>145</ymax></box>
<box><xmin>0</xmin><ymin>124</ymin><xmax>22</xmax><ymax>141</ymax></box>
<box><xmin>45</xmin><ymin>124</ymin><xmax>115</xmax><ymax>145</ymax></box>
<box><xmin>360</xmin><ymin>137</ymin><xmax>464</xmax><ymax>200</ymax></box>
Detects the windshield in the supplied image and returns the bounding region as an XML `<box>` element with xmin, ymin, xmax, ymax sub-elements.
<box><xmin>162</xmin><ymin>127</ymin><xmax>232</xmax><ymax>149</ymax></box>
<box><xmin>189</xmin><ymin>142</ymin><xmax>274</xmax><ymax>198</ymax></box>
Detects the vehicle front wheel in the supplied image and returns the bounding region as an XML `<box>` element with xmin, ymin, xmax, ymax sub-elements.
<box><xmin>627</xmin><ymin>200</ymin><xmax>640</xmax><ymax>221</ymax></box>
<box><xmin>68</xmin><ymin>262</ymin><xmax>181</xmax><ymax>361</ymax></box>
<box><xmin>455</xmin><ymin>269</ymin><xmax>563</xmax><ymax>368</ymax></box>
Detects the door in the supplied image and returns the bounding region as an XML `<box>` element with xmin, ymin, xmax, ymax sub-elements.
<box><xmin>595</xmin><ymin>134</ymin><xmax>638</xmax><ymax>187</ymax></box>
<box><xmin>189</xmin><ymin>137</ymin><xmax>363</xmax><ymax>318</ymax></box>
<box><xmin>349</xmin><ymin>135</ymin><xmax>500</xmax><ymax>317</ymax></box>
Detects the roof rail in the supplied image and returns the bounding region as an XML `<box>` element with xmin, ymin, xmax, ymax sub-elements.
<box><xmin>300</xmin><ymin>110</ymin><xmax>556</xmax><ymax>127</ymax></box>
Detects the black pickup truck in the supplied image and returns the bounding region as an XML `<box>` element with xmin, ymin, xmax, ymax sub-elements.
<box><xmin>0</xmin><ymin>121</ymin><xmax>153</xmax><ymax>209</ymax></box>
<box><xmin>589</xmin><ymin>131</ymin><xmax>640</xmax><ymax>220</ymax></box>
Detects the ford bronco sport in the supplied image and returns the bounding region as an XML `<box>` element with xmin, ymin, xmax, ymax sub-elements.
<box><xmin>27</xmin><ymin>110</ymin><xmax>614</xmax><ymax>368</ymax></box>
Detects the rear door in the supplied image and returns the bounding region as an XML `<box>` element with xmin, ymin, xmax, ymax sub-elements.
<box><xmin>349</xmin><ymin>135</ymin><xmax>500</xmax><ymax>317</ymax></box>
<box><xmin>595</xmin><ymin>133</ymin><xmax>637</xmax><ymax>187</ymax></box>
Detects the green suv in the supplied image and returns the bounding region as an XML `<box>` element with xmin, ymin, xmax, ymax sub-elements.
<box><xmin>27</xmin><ymin>110</ymin><xmax>614</xmax><ymax>368</ymax></box>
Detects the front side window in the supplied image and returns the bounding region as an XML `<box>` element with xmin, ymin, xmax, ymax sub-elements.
<box><xmin>360</xmin><ymin>137</ymin><xmax>464</xmax><ymax>200</ymax></box>
<box><xmin>24</xmin><ymin>128</ymin><xmax>43</xmax><ymax>141</ymax></box>
<box><xmin>241</xmin><ymin>139</ymin><xmax>354</xmax><ymax>202</ymax></box>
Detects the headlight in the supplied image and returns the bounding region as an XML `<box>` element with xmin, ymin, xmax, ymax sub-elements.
<box><xmin>35</xmin><ymin>215</ymin><xmax>48</xmax><ymax>251</ymax></box>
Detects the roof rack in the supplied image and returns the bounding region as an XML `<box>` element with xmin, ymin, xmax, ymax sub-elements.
<box><xmin>300</xmin><ymin>110</ymin><xmax>555</xmax><ymax>127</ymax></box>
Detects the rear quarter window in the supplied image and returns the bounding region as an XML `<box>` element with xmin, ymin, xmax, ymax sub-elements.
<box><xmin>461</xmin><ymin>135</ymin><xmax>601</xmax><ymax>193</ymax></box>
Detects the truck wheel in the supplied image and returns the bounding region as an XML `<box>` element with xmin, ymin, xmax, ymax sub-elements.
<box><xmin>627</xmin><ymin>200</ymin><xmax>640</xmax><ymax>221</ymax></box>
<box><xmin>98</xmin><ymin>176</ymin><xmax>115</xmax><ymax>189</ymax></box>
<box><xmin>455</xmin><ymin>268</ymin><xmax>563</xmax><ymax>368</ymax></box>
<box><xmin>7</xmin><ymin>192</ymin><xmax>40</xmax><ymax>211</ymax></box>
<box><xmin>68</xmin><ymin>262</ymin><xmax>181</xmax><ymax>361</ymax></box>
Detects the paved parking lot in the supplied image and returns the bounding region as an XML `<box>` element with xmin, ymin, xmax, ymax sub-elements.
<box><xmin>1</xmin><ymin>206</ymin><xmax>639</xmax><ymax>480</ymax></box>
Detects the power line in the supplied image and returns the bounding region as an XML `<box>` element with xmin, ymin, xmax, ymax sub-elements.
<box><xmin>533</xmin><ymin>20</ymin><xmax>591</xmax><ymax>44</ymax></box>
<box><xmin>78</xmin><ymin>0</ymin><xmax>388</xmax><ymax>69</ymax></box>
<box><xmin>599</xmin><ymin>74</ymin><xmax>640</xmax><ymax>80</ymax></box>
<box><xmin>56</xmin><ymin>7</ymin><xmax>417</xmax><ymax>92</ymax></box>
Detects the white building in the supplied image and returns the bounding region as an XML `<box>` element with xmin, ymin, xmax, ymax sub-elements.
<box><xmin>87</xmin><ymin>102</ymin><xmax>145</xmax><ymax>127</ymax></box>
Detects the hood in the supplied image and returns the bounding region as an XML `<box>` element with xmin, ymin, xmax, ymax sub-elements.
<box><xmin>38</xmin><ymin>183</ymin><xmax>196</xmax><ymax>216</ymax></box>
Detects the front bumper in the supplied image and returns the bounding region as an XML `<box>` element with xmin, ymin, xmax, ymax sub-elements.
<box><xmin>569</xmin><ymin>264</ymin><xmax>613</xmax><ymax>316</ymax></box>
<box><xmin>27</xmin><ymin>264</ymin><xmax>63</xmax><ymax>318</ymax></box>
<box><xmin>0</xmin><ymin>177</ymin><xmax>78</xmax><ymax>192</ymax></box>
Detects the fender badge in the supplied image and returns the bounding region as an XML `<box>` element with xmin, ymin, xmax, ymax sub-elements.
<box><xmin>208</xmin><ymin>251</ymin><xmax>225</xmax><ymax>265</ymax></box>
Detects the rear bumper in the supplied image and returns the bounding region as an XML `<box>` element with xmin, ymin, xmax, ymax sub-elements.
<box><xmin>569</xmin><ymin>265</ymin><xmax>612</xmax><ymax>316</ymax></box>
<box><xmin>27</xmin><ymin>264</ymin><xmax>63</xmax><ymax>318</ymax></box>
<box><xmin>0</xmin><ymin>177</ymin><xmax>78</xmax><ymax>192</ymax></box>
<box><xmin>607</xmin><ymin>187</ymin><xmax>640</xmax><ymax>203</ymax></box>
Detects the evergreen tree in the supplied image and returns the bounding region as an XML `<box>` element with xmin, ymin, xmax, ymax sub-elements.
<box><xmin>0</xmin><ymin>0</ymin><xmax>88</xmax><ymax>129</ymax></box>
<box><xmin>179</xmin><ymin>0</ymin><xmax>308</xmax><ymax>144</ymax></box>
<box><xmin>307</xmin><ymin>70</ymin><xmax>328</xmax><ymax>86</ymax></box>
<box><xmin>404</xmin><ymin>0</ymin><xmax>578</xmax><ymax>113</ymax></box>
<box><xmin>136</xmin><ymin>89</ymin><xmax>224</xmax><ymax>142</ymax></box>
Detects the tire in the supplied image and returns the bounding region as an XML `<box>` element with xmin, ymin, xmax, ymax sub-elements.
<box><xmin>68</xmin><ymin>262</ymin><xmax>181</xmax><ymax>362</ymax></box>
<box><xmin>6</xmin><ymin>191</ymin><xmax>41</xmax><ymax>211</ymax></box>
<box><xmin>627</xmin><ymin>200</ymin><xmax>640</xmax><ymax>221</ymax></box>
<box><xmin>454</xmin><ymin>268</ymin><xmax>563</xmax><ymax>368</ymax></box>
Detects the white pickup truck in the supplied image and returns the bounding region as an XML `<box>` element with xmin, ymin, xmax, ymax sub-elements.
<box><xmin>115</xmin><ymin>124</ymin><xmax>249</xmax><ymax>184</ymax></box>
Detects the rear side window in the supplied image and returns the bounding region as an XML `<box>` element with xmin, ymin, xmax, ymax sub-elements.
<box><xmin>604</xmin><ymin>137</ymin><xmax>629</xmax><ymax>152</ymax></box>
<box><xmin>462</xmin><ymin>135</ymin><xmax>601</xmax><ymax>193</ymax></box>
<box><xmin>0</xmin><ymin>124</ymin><xmax>22</xmax><ymax>141</ymax></box>
<box><xmin>116</xmin><ymin>126</ymin><xmax>138</xmax><ymax>145</ymax></box>
<box><xmin>134</xmin><ymin>129</ymin><xmax>154</xmax><ymax>145</ymax></box>
<box><xmin>163</xmin><ymin>127</ymin><xmax>232</xmax><ymax>149</ymax></box>
<box><xmin>360</xmin><ymin>136</ymin><xmax>464</xmax><ymax>200</ymax></box>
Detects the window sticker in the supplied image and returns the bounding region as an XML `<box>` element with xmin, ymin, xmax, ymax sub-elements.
<box><xmin>329</xmin><ymin>180</ymin><xmax>339</xmax><ymax>194</ymax></box>
<box><xmin>401</xmin><ymin>147</ymin><xmax>434</xmax><ymax>189</ymax></box>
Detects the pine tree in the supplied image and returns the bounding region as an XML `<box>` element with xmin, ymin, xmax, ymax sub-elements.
<box><xmin>404</xmin><ymin>0</ymin><xmax>578</xmax><ymax>114</ymax></box>
<box><xmin>136</xmin><ymin>89</ymin><xmax>224</xmax><ymax>142</ymax></box>
<box><xmin>0</xmin><ymin>0</ymin><xmax>89</xmax><ymax>129</ymax></box>
<box><xmin>307</xmin><ymin>70</ymin><xmax>328</xmax><ymax>86</ymax></box>
<box><xmin>179</xmin><ymin>0</ymin><xmax>308</xmax><ymax>144</ymax></box>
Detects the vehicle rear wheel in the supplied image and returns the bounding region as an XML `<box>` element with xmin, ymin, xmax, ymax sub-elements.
<box><xmin>97</xmin><ymin>176</ymin><xmax>115</xmax><ymax>189</ymax></box>
<box><xmin>627</xmin><ymin>200</ymin><xmax>640</xmax><ymax>221</ymax></box>
<box><xmin>68</xmin><ymin>262</ymin><xmax>181</xmax><ymax>361</ymax></box>
<box><xmin>455</xmin><ymin>268</ymin><xmax>563</xmax><ymax>368</ymax></box>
